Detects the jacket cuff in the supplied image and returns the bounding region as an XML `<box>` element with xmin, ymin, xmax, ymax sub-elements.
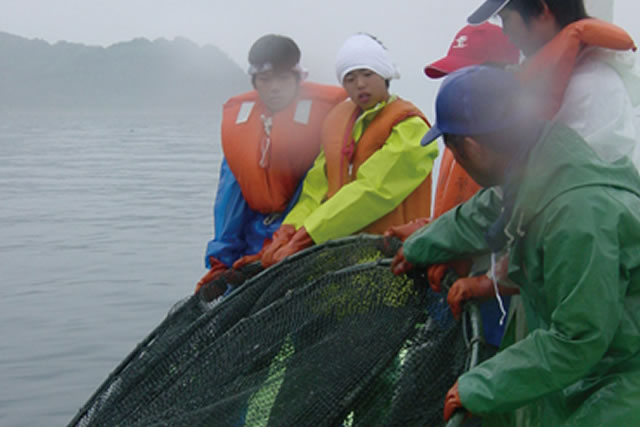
<box><xmin>458</xmin><ymin>370</ymin><xmax>492</xmax><ymax>416</ymax></box>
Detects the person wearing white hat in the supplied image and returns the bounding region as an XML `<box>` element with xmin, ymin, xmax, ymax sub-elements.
<box><xmin>258</xmin><ymin>33</ymin><xmax>438</xmax><ymax>267</ymax></box>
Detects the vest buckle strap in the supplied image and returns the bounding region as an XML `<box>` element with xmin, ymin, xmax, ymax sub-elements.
<box><xmin>263</xmin><ymin>212</ymin><xmax>283</xmax><ymax>226</ymax></box>
<box><xmin>259</xmin><ymin>115</ymin><xmax>273</xmax><ymax>168</ymax></box>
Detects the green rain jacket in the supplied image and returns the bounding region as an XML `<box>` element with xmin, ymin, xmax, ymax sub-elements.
<box><xmin>283</xmin><ymin>96</ymin><xmax>437</xmax><ymax>244</ymax></box>
<box><xmin>404</xmin><ymin>123</ymin><xmax>640</xmax><ymax>425</ymax></box>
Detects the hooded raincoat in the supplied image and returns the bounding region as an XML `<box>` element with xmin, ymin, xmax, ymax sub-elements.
<box><xmin>404</xmin><ymin>123</ymin><xmax>640</xmax><ymax>425</ymax></box>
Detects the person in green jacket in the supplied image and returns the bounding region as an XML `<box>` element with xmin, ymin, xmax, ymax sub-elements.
<box><xmin>396</xmin><ymin>65</ymin><xmax>640</xmax><ymax>425</ymax></box>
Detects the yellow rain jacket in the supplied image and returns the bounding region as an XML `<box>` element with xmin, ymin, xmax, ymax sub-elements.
<box><xmin>284</xmin><ymin>96</ymin><xmax>437</xmax><ymax>243</ymax></box>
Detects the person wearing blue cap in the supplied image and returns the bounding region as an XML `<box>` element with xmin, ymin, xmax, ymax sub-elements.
<box><xmin>395</xmin><ymin>65</ymin><xmax>640</xmax><ymax>425</ymax></box>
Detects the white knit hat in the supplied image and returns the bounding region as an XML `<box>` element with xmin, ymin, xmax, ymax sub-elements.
<box><xmin>335</xmin><ymin>34</ymin><xmax>401</xmax><ymax>83</ymax></box>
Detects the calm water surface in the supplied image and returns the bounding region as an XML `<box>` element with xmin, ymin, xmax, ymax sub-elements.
<box><xmin>0</xmin><ymin>111</ymin><xmax>222</xmax><ymax>426</ymax></box>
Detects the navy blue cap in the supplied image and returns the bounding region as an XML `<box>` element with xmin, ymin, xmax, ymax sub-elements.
<box><xmin>421</xmin><ymin>65</ymin><xmax>529</xmax><ymax>147</ymax></box>
<box><xmin>467</xmin><ymin>0</ymin><xmax>511</xmax><ymax>25</ymax></box>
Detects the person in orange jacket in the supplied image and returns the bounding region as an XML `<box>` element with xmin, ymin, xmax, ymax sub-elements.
<box><xmin>385</xmin><ymin>23</ymin><xmax>520</xmax><ymax>348</ymax></box>
<box><xmin>387</xmin><ymin>22</ymin><xmax>520</xmax><ymax>238</ymax></box>
<box><xmin>196</xmin><ymin>35</ymin><xmax>346</xmax><ymax>294</ymax></box>
<box><xmin>425</xmin><ymin>23</ymin><xmax>521</xmax><ymax>221</ymax></box>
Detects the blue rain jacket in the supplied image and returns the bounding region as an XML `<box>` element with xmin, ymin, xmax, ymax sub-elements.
<box><xmin>204</xmin><ymin>159</ymin><xmax>302</xmax><ymax>268</ymax></box>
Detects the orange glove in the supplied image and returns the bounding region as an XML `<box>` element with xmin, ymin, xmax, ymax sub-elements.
<box><xmin>391</xmin><ymin>247</ymin><xmax>414</xmax><ymax>275</ymax></box>
<box><xmin>383</xmin><ymin>217</ymin><xmax>431</xmax><ymax>242</ymax></box>
<box><xmin>260</xmin><ymin>224</ymin><xmax>297</xmax><ymax>267</ymax></box>
<box><xmin>195</xmin><ymin>257</ymin><xmax>228</xmax><ymax>294</ymax></box>
<box><xmin>443</xmin><ymin>381</ymin><xmax>466</xmax><ymax>422</ymax></box>
<box><xmin>232</xmin><ymin>238</ymin><xmax>272</xmax><ymax>270</ymax></box>
<box><xmin>447</xmin><ymin>275</ymin><xmax>495</xmax><ymax>319</ymax></box>
<box><xmin>449</xmin><ymin>273</ymin><xmax>520</xmax><ymax>319</ymax></box>
<box><xmin>262</xmin><ymin>226</ymin><xmax>313</xmax><ymax>268</ymax></box>
<box><xmin>426</xmin><ymin>259</ymin><xmax>472</xmax><ymax>293</ymax></box>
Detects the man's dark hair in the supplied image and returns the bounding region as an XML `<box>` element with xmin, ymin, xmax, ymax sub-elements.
<box><xmin>444</xmin><ymin>120</ymin><xmax>542</xmax><ymax>155</ymax></box>
<box><xmin>505</xmin><ymin>0</ymin><xmax>589</xmax><ymax>28</ymax></box>
<box><xmin>248</xmin><ymin>34</ymin><xmax>301</xmax><ymax>73</ymax></box>
<box><xmin>443</xmin><ymin>133</ymin><xmax>466</xmax><ymax>150</ymax></box>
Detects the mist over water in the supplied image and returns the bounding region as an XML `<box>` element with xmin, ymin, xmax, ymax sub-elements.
<box><xmin>0</xmin><ymin>111</ymin><xmax>221</xmax><ymax>426</ymax></box>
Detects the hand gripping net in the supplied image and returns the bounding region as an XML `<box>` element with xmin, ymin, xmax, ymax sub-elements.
<box><xmin>69</xmin><ymin>235</ymin><xmax>485</xmax><ymax>427</ymax></box>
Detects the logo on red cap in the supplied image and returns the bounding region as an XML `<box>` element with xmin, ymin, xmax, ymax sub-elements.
<box><xmin>453</xmin><ymin>36</ymin><xmax>469</xmax><ymax>49</ymax></box>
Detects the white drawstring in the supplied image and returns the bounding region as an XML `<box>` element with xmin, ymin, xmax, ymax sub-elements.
<box><xmin>489</xmin><ymin>252</ymin><xmax>507</xmax><ymax>326</ymax></box>
<box><xmin>516</xmin><ymin>212</ymin><xmax>526</xmax><ymax>237</ymax></box>
<box><xmin>504</xmin><ymin>211</ymin><xmax>525</xmax><ymax>248</ymax></box>
<box><xmin>259</xmin><ymin>115</ymin><xmax>273</xmax><ymax>168</ymax></box>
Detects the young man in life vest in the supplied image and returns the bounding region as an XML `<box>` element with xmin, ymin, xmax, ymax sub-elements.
<box><xmin>255</xmin><ymin>33</ymin><xmax>438</xmax><ymax>268</ymax></box>
<box><xmin>196</xmin><ymin>35</ymin><xmax>346</xmax><ymax>294</ymax></box>
<box><xmin>405</xmin><ymin>65</ymin><xmax>640</xmax><ymax>425</ymax></box>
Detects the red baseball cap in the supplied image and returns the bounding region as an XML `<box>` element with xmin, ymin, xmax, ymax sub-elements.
<box><xmin>424</xmin><ymin>22</ymin><xmax>520</xmax><ymax>79</ymax></box>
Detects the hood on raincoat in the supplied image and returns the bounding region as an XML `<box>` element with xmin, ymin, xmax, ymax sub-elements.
<box><xmin>502</xmin><ymin>122</ymin><xmax>640</xmax><ymax>247</ymax></box>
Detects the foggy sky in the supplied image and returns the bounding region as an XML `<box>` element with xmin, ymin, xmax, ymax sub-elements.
<box><xmin>2</xmin><ymin>0</ymin><xmax>639</xmax><ymax>114</ymax></box>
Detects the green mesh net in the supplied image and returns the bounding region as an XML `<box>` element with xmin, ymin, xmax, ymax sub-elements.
<box><xmin>68</xmin><ymin>235</ymin><xmax>484</xmax><ymax>427</ymax></box>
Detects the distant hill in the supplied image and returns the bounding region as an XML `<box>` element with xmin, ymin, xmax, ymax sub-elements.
<box><xmin>0</xmin><ymin>32</ymin><xmax>250</xmax><ymax>110</ymax></box>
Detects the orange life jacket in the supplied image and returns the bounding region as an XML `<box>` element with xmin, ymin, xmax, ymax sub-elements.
<box><xmin>322</xmin><ymin>98</ymin><xmax>433</xmax><ymax>235</ymax></box>
<box><xmin>519</xmin><ymin>18</ymin><xmax>636</xmax><ymax>118</ymax></box>
<box><xmin>432</xmin><ymin>148</ymin><xmax>481</xmax><ymax>219</ymax></box>
<box><xmin>222</xmin><ymin>82</ymin><xmax>346</xmax><ymax>213</ymax></box>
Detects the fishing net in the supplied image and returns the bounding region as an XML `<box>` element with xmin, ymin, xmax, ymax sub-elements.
<box><xmin>68</xmin><ymin>235</ymin><xmax>485</xmax><ymax>427</ymax></box>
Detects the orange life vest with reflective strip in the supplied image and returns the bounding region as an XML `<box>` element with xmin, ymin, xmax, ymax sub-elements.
<box><xmin>322</xmin><ymin>98</ymin><xmax>432</xmax><ymax>235</ymax></box>
<box><xmin>222</xmin><ymin>82</ymin><xmax>346</xmax><ymax>214</ymax></box>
